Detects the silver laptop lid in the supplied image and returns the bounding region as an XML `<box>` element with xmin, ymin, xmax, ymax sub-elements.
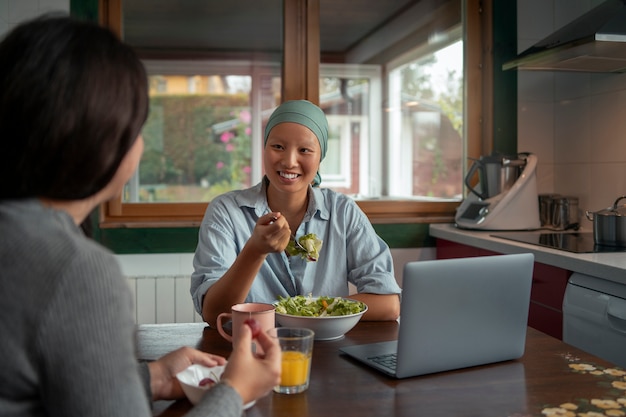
<box><xmin>395</xmin><ymin>253</ymin><xmax>534</xmax><ymax>378</ymax></box>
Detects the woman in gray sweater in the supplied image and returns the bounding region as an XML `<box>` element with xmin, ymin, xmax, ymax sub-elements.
<box><xmin>0</xmin><ymin>15</ymin><xmax>281</xmax><ymax>417</ymax></box>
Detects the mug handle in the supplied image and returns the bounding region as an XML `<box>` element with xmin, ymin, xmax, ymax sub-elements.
<box><xmin>216</xmin><ymin>312</ymin><xmax>233</xmax><ymax>342</ymax></box>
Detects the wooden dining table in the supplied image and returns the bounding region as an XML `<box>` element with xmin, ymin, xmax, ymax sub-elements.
<box><xmin>138</xmin><ymin>321</ymin><xmax>626</xmax><ymax>417</ymax></box>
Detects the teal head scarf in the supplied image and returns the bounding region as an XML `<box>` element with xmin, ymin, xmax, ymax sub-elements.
<box><xmin>264</xmin><ymin>100</ymin><xmax>328</xmax><ymax>187</ymax></box>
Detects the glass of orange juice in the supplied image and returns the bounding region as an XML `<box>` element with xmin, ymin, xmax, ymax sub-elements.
<box><xmin>268</xmin><ymin>327</ymin><xmax>314</xmax><ymax>394</ymax></box>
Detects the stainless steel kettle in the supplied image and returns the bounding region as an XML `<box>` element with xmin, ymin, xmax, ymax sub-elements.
<box><xmin>465</xmin><ymin>153</ymin><xmax>527</xmax><ymax>200</ymax></box>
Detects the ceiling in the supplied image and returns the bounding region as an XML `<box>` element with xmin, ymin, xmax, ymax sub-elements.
<box><xmin>122</xmin><ymin>0</ymin><xmax>422</xmax><ymax>56</ymax></box>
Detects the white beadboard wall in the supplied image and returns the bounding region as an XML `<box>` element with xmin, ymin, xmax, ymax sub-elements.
<box><xmin>116</xmin><ymin>248</ymin><xmax>433</xmax><ymax>324</ymax></box>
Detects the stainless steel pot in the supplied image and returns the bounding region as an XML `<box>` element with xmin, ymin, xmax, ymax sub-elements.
<box><xmin>551</xmin><ymin>196</ymin><xmax>580</xmax><ymax>231</ymax></box>
<box><xmin>585</xmin><ymin>196</ymin><xmax>626</xmax><ymax>247</ymax></box>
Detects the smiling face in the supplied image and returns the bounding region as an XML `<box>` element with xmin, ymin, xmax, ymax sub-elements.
<box><xmin>264</xmin><ymin>122</ymin><xmax>321</xmax><ymax>197</ymax></box>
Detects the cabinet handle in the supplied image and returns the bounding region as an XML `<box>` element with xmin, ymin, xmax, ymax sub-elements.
<box><xmin>607</xmin><ymin>298</ymin><xmax>626</xmax><ymax>333</ymax></box>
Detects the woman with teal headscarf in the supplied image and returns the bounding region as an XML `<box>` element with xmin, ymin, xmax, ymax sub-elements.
<box><xmin>192</xmin><ymin>100</ymin><xmax>401</xmax><ymax>327</ymax></box>
<box><xmin>263</xmin><ymin>99</ymin><xmax>328</xmax><ymax>187</ymax></box>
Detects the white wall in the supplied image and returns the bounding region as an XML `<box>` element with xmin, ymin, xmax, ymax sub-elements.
<box><xmin>517</xmin><ymin>0</ymin><xmax>626</xmax><ymax>219</ymax></box>
<box><xmin>0</xmin><ymin>0</ymin><xmax>69</xmax><ymax>38</ymax></box>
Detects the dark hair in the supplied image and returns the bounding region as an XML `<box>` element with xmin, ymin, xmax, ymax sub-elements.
<box><xmin>0</xmin><ymin>15</ymin><xmax>149</xmax><ymax>200</ymax></box>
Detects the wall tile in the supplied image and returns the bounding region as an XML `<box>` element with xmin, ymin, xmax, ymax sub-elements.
<box><xmin>555</xmin><ymin>72</ymin><xmax>591</xmax><ymax>101</ymax></box>
<box><xmin>0</xmin><ymin>21</ymin><xmax>8</xmax><ymax>39</ymax></box>
<box><xmin>554</xmin><ymin>162</ymin><xmax>591</xmax><ymax>215</ymax></box>
<box><xmin>518</xmin><ymin>101</ymin><xmax>554</xmax><ymax>160</ymax></box>
<box><xmin>8</xmin><ymin>0</ymin><xmax>38</xmax><ymax>23</ymax></box>
<box><xmin>518</xmin><ymin>72</ymin><xmax>554</xmax><ymax>103</ymax></box>
<box><xmin>554</xmin><ymin>0</ymin><xmax>595</xmax><ymax>30</ymax></box>
<box><xmin>519</xmin><ymin>98</ymin><xmax>555</xmax><ymax>194</ymax></box>
<box><xmin>0</xmin><ymin>0</ymin><xmax>9</xmax><ymax>23</ymax></box>
<box><xmin>4</xmin><ymin>0</ymin><xmax>69</xmax><ymax>34</ymax></box>
<box><xmin>535</xmin><ymin>163</ymin><xmax>555</xmax><ymax>194</ymax></box>
<box><xmin>517</xmin><ymin>0</ymin><xmax>554</xmax><ymax>46</ymax></box>
<box><xmin>554</xmin><ymin>97</ymin><xmax>591</xmax><ymax>163</ymax></box>
<box><xmin>588</xmin><ymin>163</ymin><xmax>626</xmax><ymax>212</ymax></box>
<box><xmin>39</xmin><ymin>0</ymin><xmax>69</xmax><ymax>14</ymax></box>
<box><xmin>589</xmin><ymin>90</ymin><xmax>626</xmax><ymax>163</ymax></box>
<box><xmin>590</xmin><ymin>72</ymin><xmax>626</xmax><ymax>96</ymax></box>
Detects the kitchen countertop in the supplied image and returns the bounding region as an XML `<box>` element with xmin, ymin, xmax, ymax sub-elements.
<box><xmin>429</xmin><ymin>224</ymin><xmax>626</xmax><ymax>285</ymax></box>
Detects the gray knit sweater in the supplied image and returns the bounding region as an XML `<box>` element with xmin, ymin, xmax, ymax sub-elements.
<box><xmin>0</xmin><ymin>200</ymin><xmax>242</xmax><ymax>417</ymax></box>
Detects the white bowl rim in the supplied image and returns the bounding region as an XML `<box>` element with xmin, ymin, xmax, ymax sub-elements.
<box><xmin>274</xmin><ymin>297</ymin><xmax>368</xmax><ymax>319</ymax></box>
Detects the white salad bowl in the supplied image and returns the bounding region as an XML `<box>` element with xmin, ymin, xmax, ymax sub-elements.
<box><xmin>274</xmin><ymin>297</ymin><xmax>368</xmax><ymax>341</ymax></box>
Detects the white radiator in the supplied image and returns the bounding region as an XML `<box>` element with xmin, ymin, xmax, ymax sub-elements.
<box><xmin>127</xmin><ymin>276</ymin><xmax>203</xmax><ymax>324</ymax></box>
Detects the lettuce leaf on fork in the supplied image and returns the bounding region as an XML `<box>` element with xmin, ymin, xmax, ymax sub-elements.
<box><xmin>285</xmin><ymin>233</ymin><xmax>322</xmax><ymax>262</ymax></box>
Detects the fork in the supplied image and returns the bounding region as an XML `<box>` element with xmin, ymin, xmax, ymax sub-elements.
<box><xmin>291</xmin><ymin>234</ymin><xmax>307</xmax><ymax>251</ymax></box>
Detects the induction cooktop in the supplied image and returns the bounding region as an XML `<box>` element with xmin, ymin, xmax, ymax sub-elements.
<box><xmin>492</xmin><ymin>232</ymin><xmax>626</xmax><ymax>254</ymax></box>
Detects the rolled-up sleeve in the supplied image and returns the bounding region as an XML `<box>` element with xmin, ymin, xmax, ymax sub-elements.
<box><xmin>190</xmin><ymin>200</ymin><xmax>241</xmax><ymax>315</ymax></box>
<box><xmin>344</xmin><ymin>202</ymin><xmax>401</xmax><ymax>296</ymax></box>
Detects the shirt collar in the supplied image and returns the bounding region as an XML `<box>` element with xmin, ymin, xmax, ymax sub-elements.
<box><xmin>236</xmin><ymin>178</ymin><xmax>330</xmax><ymax>221</ymax></box>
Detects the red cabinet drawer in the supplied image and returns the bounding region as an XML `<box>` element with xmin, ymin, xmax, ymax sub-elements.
<box><xmin>530</xmin><ymin>263</ymin><xmax>571</xmax><ymax>311</ymax></box>
<box><xmin>436</xmin><ymin>239</ymin><xmax>499</xmax><ymax>259</ymax></box>
<box><xmin>528</xmin><ymin>301</ymin><xmax>563</xmax><ymax>339</ymax></box>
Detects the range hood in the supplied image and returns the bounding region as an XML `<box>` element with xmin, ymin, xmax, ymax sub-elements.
<box><xmin>504</xmin><ymin>0</ymin><xmax>626</xmax><ymax>73</ymax></box>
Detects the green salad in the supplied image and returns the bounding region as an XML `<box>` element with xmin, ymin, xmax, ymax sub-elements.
<box><xmin>275</xmin><ymin>294</ymin><xmax>366</xmax><ymax>317</ymax></box>
<box><xmin>285</xmin><ymin>233</ymin><xmax>322</xmax><ymax>262</ymax></box>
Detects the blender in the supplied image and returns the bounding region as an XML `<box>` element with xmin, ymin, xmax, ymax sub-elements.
<box><xmin>455</xmin><ymin>152</ymin><xmax>541</xmax><ymax>230</ymax></box>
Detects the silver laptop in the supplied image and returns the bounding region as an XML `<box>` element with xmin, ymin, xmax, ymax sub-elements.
<box><xmin>340</xmin><ymin>253</ymin><xmax>534</xmax><ymax>378</ymax></box>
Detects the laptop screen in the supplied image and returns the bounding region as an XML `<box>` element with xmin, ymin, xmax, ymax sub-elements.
<box><xmin>340</xmin><ymin>253</ymin><xmax>534</xmax><ymax>379</ymax></box>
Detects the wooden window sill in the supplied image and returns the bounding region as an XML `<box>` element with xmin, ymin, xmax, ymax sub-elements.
<box><xmin>98</xmin><ymin>200</ymin><xmax>459</xmax><ymax>228</ymax></box>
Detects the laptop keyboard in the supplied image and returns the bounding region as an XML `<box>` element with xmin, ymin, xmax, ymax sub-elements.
<box><xmin>368</xmin><ymin>353</ymin><xmax>397</xmax><ymax>371</ymax></box>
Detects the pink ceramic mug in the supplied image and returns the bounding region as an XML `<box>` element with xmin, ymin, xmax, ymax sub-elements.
<box><xmin>216</xmin><ymin>302</ymin><xmax>276</xmax><ymax>352</ymax></box>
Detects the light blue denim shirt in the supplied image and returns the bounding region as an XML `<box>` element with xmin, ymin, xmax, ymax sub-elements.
<box><xmin>191</xmin><ymin>180</ymin><xmax>401</xmax><ymax>315</ymax></box>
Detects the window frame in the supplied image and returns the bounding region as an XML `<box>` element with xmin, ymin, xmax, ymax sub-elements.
<box><xmin>321</xmin><ymin>115</ymin><xmax>354</xmax><ymax>189</ymax></box>
<box><xmin>98</xmin><ymin>0</ymin><xmax>489</xmax><ymax>228</ymax></box>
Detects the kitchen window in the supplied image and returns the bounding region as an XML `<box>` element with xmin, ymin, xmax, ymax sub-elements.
<box><xmin>100</xmin><ymin>0</ymin><xmax>486</xmax><ymax>227</ymax></box>
<box><xmin>113</xmin><ymin>51</ymin><xmax>457</xmax><ymax>214</ymax></box>
<box><xmin>387</xmin><ymin>34</ymin><xmax>463</xmax><ymax>200</ymax></box>
<box><xmin>122</xmin><ymin>63</ymin><xmax>379</xmax><ymax>205</ymax></box>
<box><xmin>123</xmin><ymin>60</ymin><xmax>280</xmax><ymax>205</ymax></box>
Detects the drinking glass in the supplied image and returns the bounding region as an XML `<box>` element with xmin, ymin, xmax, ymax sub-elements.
<box><xmin>268</xmin><ymin>327</ymin><xmax>314</xmax><ymax>394</ymax></box>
